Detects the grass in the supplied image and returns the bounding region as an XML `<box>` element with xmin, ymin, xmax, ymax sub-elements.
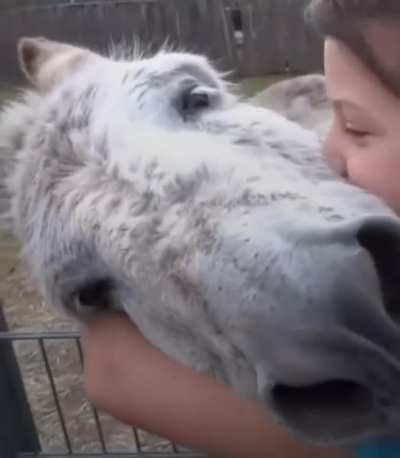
<box><xmin>0</xmin><ymin>84</ymin><xmax>20</xmax><ymax>279</ymax></box>
<box><xmin>238</xmin><ymin>75</ymin><xmax>289</xmax><ymax>98</ymax></box>
<box><xmin>0</xmin><ymin>232</ymin><xmax>18</xmax><ymax>278</ymax></box>
<box><xmin>0</xmin><ymin>83</ymin><xmax>18</xmax><ymax>277</ymax></box>
<box><xmin>0</xmin><ymin>83</ymin><xmax>18</xmax><ymax>105</ymax></box>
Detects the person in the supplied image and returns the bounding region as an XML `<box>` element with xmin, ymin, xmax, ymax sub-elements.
<box><xmin>307</xmin><ymin>0</ymin><xmax>400</xmax><ymax>214</ymax></box>
<box><xmin>82</xmin><ymin>1</ymin><xmax>400</xmax><ymax>456</ymax></box>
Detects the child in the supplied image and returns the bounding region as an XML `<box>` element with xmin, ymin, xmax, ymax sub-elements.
<box><xmin>83</xmin><ymin>1</ymin><xmax>400</xmax><ymax>456</ymax></box>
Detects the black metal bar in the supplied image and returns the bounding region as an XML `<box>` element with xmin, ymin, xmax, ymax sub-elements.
<box><xmin>75</xmin><ymin>338</ymin><xmax>108</xmax><ymax>454</ymax></box>
<box><xmin>19</xmin><ymin>453</ymin><xmax>206</xmax><ymax>458</ymax></box>
<box><xmin>38</xmin><ymin>339</ymin><xmax>73</xmax><ymax>454</ymax></box>
<box><xmin>0</xmin><ymin>304</ymin><xmax>41</xmax><ymax>457</ymax></box>
<box><xmin>132</xmin><ymin>428</ymin><xmax>142</xmax><ymax>452</ymax></box>
<box><xmin>0</xmin><ymin>331</ymin><xmax>81</xmax><ymax>340</ymax></box>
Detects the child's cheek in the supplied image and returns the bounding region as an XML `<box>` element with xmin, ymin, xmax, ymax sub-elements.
<box><xmin>347</xmin><ymin>153</ymin><xmax>400</xmax><ymax>215</ymax></box>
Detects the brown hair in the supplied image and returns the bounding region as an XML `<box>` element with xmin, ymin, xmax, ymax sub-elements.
<box><xmin>306</xmin><ymin>0</ymin><xmax>400</xmax><ymax>95</ymax></box>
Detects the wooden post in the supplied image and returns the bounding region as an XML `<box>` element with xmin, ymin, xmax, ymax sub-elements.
<box><xmin>0</xmin><ymin>303</ymin><xmax>41</xmax><ymax>457</ymax></box>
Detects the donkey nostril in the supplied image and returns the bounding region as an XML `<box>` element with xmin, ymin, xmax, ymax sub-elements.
<box><xmin>271</xmin><ymin>380</ymin><xmax>371</xmax><ymax>413</ymax></box>
<box><xmin>269</xmin><ymin>380</ymin><xmax>373</xmax><ymax>439</ymax></box>
<box><xmin>377</xmin><ymin>395</ymin><xmax>393</xmax><ymax>408</ymax></box>
<box><xmin>73</xmin><ymin>278</ymin><xmax>114</xmax><ymax>314</ymax></box>
<box><xmin>357</xmin><ymin>219</ymin><xmax>400</xmax><ymax>324</ymax></box>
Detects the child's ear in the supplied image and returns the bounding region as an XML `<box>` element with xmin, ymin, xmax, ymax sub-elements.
<box><xmin>18</xmin><ymin>37</ymin><xmax>92</xmax><ymax>91</ymax></box>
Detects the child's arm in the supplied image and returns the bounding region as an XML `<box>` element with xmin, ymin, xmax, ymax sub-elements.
<box><xmin>81</xmin><ymin>312</ymin><xmax>352</xmax><ymax>458</ymax></box>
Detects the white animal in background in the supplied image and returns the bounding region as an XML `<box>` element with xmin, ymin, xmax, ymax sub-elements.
<box><xmin>251</xmin><ymin>74</ymin><xmax>332</xmax><ymax>139</ymax></box>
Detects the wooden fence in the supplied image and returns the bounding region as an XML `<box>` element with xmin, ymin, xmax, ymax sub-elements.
<box><xmin>0</xmin><ymin>0</ymin><xmax>323</xmax><ymax>85</ymax></box>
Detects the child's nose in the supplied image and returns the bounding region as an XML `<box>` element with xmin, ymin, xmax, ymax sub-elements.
<box><xmin>323</xmin><ymin>129</ymin><xmax>348</xmax><ymax>179</ymax></box>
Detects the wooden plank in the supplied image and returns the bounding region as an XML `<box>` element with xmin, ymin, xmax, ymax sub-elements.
<box><xmin>226</xmin><ymin>0</ymin><xmax>323</xmax><ymax>77</ymax></box>
<box><xmin>233</xmin><ymin>0</ymin><xmax>289</xmax><ymax>77</ymax></box>
<box><xmin>283</xmin><ymin>0</ymin><xmax>323</xmax><ymax>73</ymax></box>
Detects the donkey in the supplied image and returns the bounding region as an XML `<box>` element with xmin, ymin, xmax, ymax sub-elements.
<box><xmin>1</xmin><ymin>37</ymin><xmax>400</xmax><ymax>445</ymax></box>
<box><xmin>250</xmin><ymin>73</ymin><xmax>332</xmax><ymax>139</ymax></box>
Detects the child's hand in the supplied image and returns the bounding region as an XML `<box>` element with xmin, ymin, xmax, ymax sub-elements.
<box><xmin>81</xmin><ymin>312</ymin><xmax>352</xmax><ymax>458</ymax></box>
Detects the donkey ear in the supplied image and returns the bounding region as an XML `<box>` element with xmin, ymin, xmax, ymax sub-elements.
<box><xmin>18</xmin><ymin>37</ymin><xmax>91</xmax><ymax>91</ymax></box>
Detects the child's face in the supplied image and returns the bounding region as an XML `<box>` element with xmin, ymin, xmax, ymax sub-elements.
<box><xmin>324</xmin><ymin>38</ymin><xmax>400</xmax><ymax>214</ymax></box>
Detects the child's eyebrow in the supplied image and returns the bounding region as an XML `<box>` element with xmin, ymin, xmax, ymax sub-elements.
<box><xmin>332</xmin><ymin>100</ymin><xmax>365</xmax><ymax>113</ymax></box>
<box><xmin>333</xmin><ymin>100</ymin><xmax>376</xmax><ymax>121</ymax></box>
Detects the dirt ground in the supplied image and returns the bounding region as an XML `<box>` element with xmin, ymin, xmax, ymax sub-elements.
<box><xmin>0</xmin><ymin>76</ymin><xmax>279</xmax><ymax>454</ymax></box>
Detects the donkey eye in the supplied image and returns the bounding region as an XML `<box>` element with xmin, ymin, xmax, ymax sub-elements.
<box><xmin>180</xmin><ymin>86</ymin><xmax>211</xmax><ymax>118</ymax></box>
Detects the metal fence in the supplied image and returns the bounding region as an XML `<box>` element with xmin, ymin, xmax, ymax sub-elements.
<box><xmin>0</xmin><ymin>0</ymin><xmax>323</xmax><ymax>85</ymax></box>
<box><xmin>0</xmin><ymin>307</ymin><xmax>206</xmax><ymax>458</ymax></box>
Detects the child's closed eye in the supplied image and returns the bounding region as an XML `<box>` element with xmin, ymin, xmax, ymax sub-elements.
<box><xmin>344</xmin><ymin>122</ymin><xmax>371</xmax><ymax>139</ymax></box>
